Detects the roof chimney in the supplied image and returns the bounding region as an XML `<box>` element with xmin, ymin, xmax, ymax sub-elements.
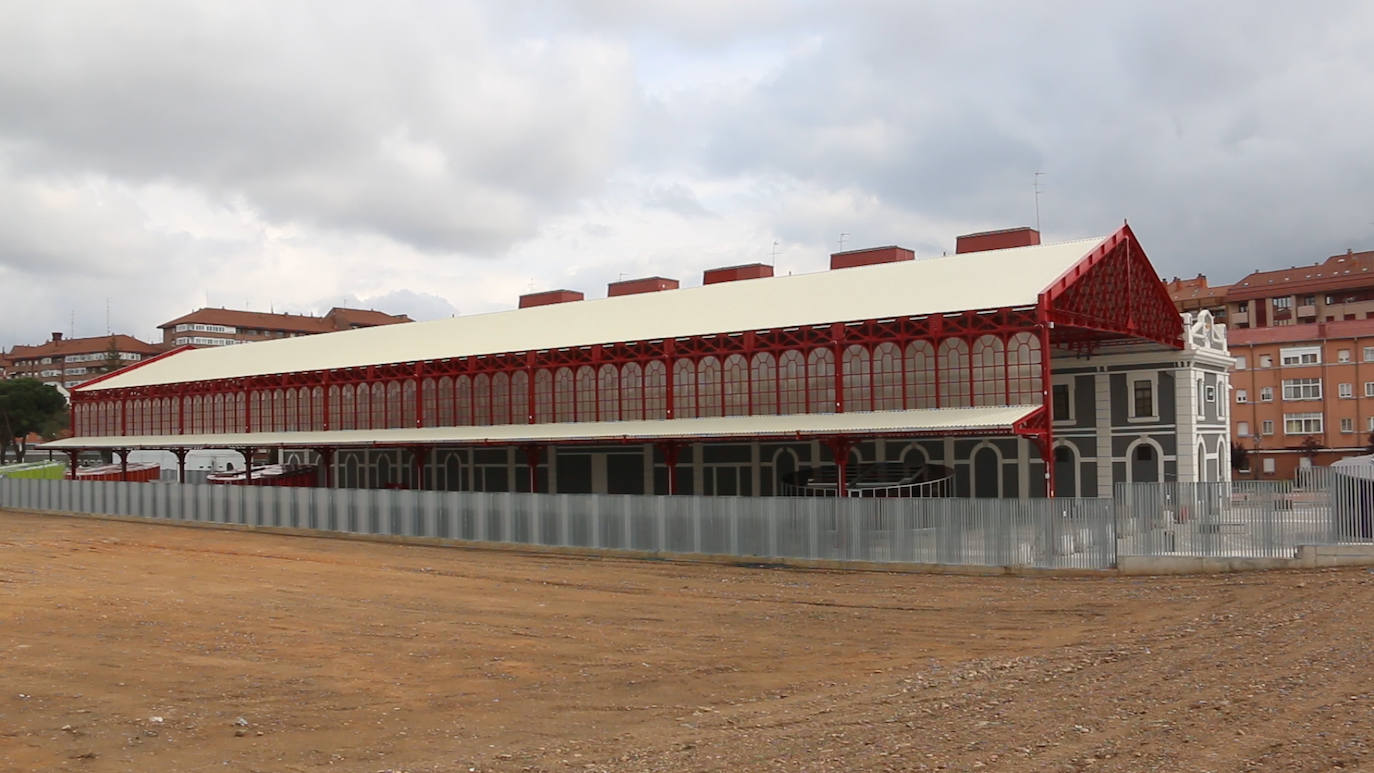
<box><xmin>607</xmin><ymin>276</ymin><xmax>679</xmax><ymax>297</ymax></box>
<box><xmin>955</xmin><ymin>227</ymin><xmax>1041</xmax><ymax>254</ymax></box>
<box><xmin>51</xmin><ymin>332</ymin><xmax>63</xmax><ymax>342</ymax></box>
<box><xmin>519</xmin><ymin>289</ymin><xmax>584</xmax><ymax>309</ymax></box>
<box><xmin>829</xmin><ymin>245</ymin><xmax>915</xmax><ymax>270</ymax></box>
<box><xmin>703</xmin><ymin>263</ymin><xmax>774</xmax><ymax>285</ymax></box>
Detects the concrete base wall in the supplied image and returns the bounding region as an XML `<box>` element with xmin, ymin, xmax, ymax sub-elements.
<box><xmin>1118</xmin><ymin>544</ymin><xmax>1374</xmax><ymax>575</ymax></box>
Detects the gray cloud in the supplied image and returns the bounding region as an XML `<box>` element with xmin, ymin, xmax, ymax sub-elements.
<box><xmin>4</xmin><ymin>1</ymin><xmax>1374</xmax><ymax>352</ymax></box>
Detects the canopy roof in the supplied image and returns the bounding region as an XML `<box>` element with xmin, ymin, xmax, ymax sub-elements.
<box><xmin>41</xmin><ymin>405</ymin><xmax>1042</xmax><ymax>450</ymax></box>
<box><xmin>79</xmin><ymin>237</ymin><xmax>1105</xmax><ymax>392</ymax></box>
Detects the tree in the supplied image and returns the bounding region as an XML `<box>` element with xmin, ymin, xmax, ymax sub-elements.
<box><xmin>0</xmin><ymin>379</ymin><xmax>67</xmax><ymax>463</ymax></box>
<box><xmin>1229</xmin><ymin>442</ymin><xmax>1250</xmax><ymax>473</ymax></box>
<box><xmin>1299</xmin><ymin>435</ymin><xmax>1323</xmax><ymax>463</ymax></box>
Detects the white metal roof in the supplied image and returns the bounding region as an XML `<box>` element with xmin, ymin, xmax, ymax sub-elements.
<box><xmin>82</xmin><ymin>237</ymin><xmax>1103</xmax><ymax>392</ymax></box>
<box><xmin>40</xmin><ymin>406</ymin><xmax>1040</xmax><ymax>450</ymax></box>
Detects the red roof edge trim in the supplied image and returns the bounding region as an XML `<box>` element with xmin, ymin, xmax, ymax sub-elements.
<box><xmin>71</xmin><ymin>345</ymin><xmax>195</xmax><ymax>394</ymax></box>
<box><xmin>1011</xmin><ymin>405</ymin><xmax>1048</xmax><ymax>439</ymax></box>
<box><xmin>1037</xmin><ymin>224</ymin><xmax>1184</xmax><ymax>349</ymax></box>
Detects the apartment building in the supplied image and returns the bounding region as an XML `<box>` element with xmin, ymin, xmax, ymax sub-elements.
<box><xmin>5</xmin><ymin>333</ymin><xmax>164</xmax><ymax>389</ymax></box>
<box><xmin>1164</xmin><ymin>247</ymin><xmax>1374</xmax><ymax>479</ymax></box>
<box><xmin>157</xmin><ymin>307</ymin><xmax>413</xmax><ymax>347</ymax></box>
<box><xmin>1228</xmin><ymin>320</ymin><xmax>1374</xmax><ymax>478</ymax></box>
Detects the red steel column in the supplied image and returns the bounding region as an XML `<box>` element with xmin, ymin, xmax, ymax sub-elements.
<box><xmin>1037</xmin><ymin>301</ymin><xmax>1056</xmax><ymax>498</ymax></box>
<box><xmin>523</xmin><ymin>444</ymin><xmax>542</xmax><ymax>493</ymax></box>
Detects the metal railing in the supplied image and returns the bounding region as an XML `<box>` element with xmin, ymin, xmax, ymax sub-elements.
<box><xmin>5</xmin><ymin>473</ymin><xmax>1369</xmax><ymax>569</ymax></box>
<box><xmin>0</xmin><ymin>477</ymin><xmax>1113</xmax><ymax>569</ymax></box>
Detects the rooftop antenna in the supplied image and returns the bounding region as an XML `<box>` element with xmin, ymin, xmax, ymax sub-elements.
<box><xmin>1033</xmin><ymin>171</ymin><xmax>1046</xmax><ymax>232</ymax></box>
<box><xmin>770</xmin><ymin>240</ymin><xmax>780</xmax><ymax>266</ymax></box>
<box><xmin>105</xmin><ymin>298</ymin><xmax>110</xmax><ymax>335</ymax></box>
<box><xmin>838</xmin><ymin>232</ymin><xmax>850</xmax><ymax>251</ymax></box>
<box><xmin>70</xmin><ymin>310</ymin><xmax>75</xmax><ymax>339</ymax></box>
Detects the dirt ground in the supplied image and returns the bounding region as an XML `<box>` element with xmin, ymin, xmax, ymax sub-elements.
<box><xmin>1</xmin><ymin>510</ymin><xmax>1371</xmax><ymax>773</ymax></box>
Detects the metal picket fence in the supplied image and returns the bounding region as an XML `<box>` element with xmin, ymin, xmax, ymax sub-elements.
<box><xmin>1115</xmin><ymin>477</ymin><xmax>1372</xmax><ymax>558</ymax></box>
<box><xmin>0</xmin><ymin>477</ymin><xmax>1115</xmax><ymax>570</ymax></box>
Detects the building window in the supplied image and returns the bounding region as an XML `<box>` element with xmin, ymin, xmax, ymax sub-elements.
<box><xmin>1340</xmin><ymin>382</ymin><xmax>1354</xmax><ymax>398</ymax></box>
<box><xmin>1237</xmin><ymin>421</ymin><xmax>1250</xmax><ymax>437</ymax></box>
<box><xmin>1300</xmin><ymin>294</ymin><xmax>1316</xmax><ymax>306</ymax></box>
<box><xmin>1283</xmin><ymin>413</ymin><xmax>1323</xmax><ymax>435</ymax></box>
<box><xmin>1234</xmin><ymin>355</ymin><xmax>1247</xmax><ymax>370</ymax></box>
<box><xmin>1132</xmin><ymin>379</ymin><xmax>1154</xmax><ymax>419</ymax></box>
<box><xmin>1196</xmin><ymin>378</ymin><xmax>1205</xmax><ymax>418</ymax></box>
<box><xmin>1281</xmin><ymin>378</ymin><xmax>1322</xmax><ymax>401</ymax></box>
<box><xmin>1262</xmin><ymin>458</ymin><xmax>1276</xmax><ymax>474</ymax></box>
<box><xmin>1260</xmin><ymin>386</ymin><xmax>1274</xmax><ymax>402</ymax></box>
<box><xmin>1273</xmin><ymin>297</ymin><xmax>1292</xmax><ymax>309</ymax></box>
<box><xmin>1280</xmin><ymin>346</ymin><xmax>1320</xmax><ymax>366</ymax></box>
<box><xmin>1339</xmin><ymin>349</ymin><xmax>1352</xmax><ymax>363</ymax></box>
<box><xmin>1236</xmin><ymin>389</ymin><xmax>1248</xmax><ymax>403</ymax></box>
<box><xmin>1238</xmin><ymin>301</ymin><xmax>1249</xmax><ymax>312</ymax></box>
<box><xmin>1367</xmin><ymin>382</ymin><xmax>1374</xmax><ymax>398</ymax></box>
<box><xmin>1364</xmin><ymin>347</ymin><xmax>1374</xmax><ymax>363</ymax></box>
<box><xmin>1342</xmin><ymin>417</ymin><xmax>1355</xmax><ymax>433</ymax></box>
<box><xmin>1260</xmin><ymin>354</ymin><xmax>1273</xmax><ymax>368</ymax></box>
<box><xmin>1262</xmin><ymin>420</ymin><xmax>1274</xmax><ymax>435</ymax></box>
<box><xmin>1368</xmin><ymin>416</ymin><xmax>1374</xmax><ymax>432</ymax></box>
<box><xmin>1052</xmin><ymin>382</ymin><xmax>1072</xmax><ymax>423</ymax></box>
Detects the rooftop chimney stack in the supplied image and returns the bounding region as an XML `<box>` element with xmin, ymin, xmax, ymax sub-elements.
<box><xmin>955</xmin><ymin>227</ymin><xmax>1041</xmax><ymax>255</ymax></box>
<box><xmin>703</xmin><ymin>263</ymin><xmax>774</xmax><ymax>285</ymax></box>
<box><xmin>829</xmin><ymin>246</ymin><xmax>915</xmax><ymax>270</ymax></box>
<box><xmin>51</xmin><ymin>332</ymin><xmax>63</xmax><ymax>342</ymax></box>
<box><xmin>607</xmin><ymin>276</ymin><xmax>679</xmax><ymax>297</ymax></box>
<box><xmin>519</xmin><ymin>289</ymin><xmax>584</xmax><ymax>309</ymax></box>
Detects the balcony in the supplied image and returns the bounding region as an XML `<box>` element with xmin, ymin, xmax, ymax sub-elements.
<box><xmin>1298</xmin><ymin>304</ymin><xmax>1317</xmax><ymax>319</ymax></box>
<box><xmin>1231</xmin><ymin>311</ymin><xmax>1249</xmax><ymax>324</ymax></box>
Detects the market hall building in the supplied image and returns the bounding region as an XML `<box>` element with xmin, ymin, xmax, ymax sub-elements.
<box><xmin>45</xmin><ymin>225</ymin><xmax>1233</xmax><ymax>498</ymax></box>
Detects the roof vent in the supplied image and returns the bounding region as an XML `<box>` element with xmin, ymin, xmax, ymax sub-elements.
<box><xmin>954</xmin><ymin>227</ymin><xmax>1041</xmax><ymax>254</ymax></box>
<box><xmin>519</xmin><ymin>289</ymin><xmax>584</xmax><ymax>309</ymax></box>
<box><xmin>829</xmin><ymin>246</ymin><xmax>915</xmax><ymax>270</ymax></box>
<box><xmin>703</xmin><ymin>263</ymin><xmax>774</xmax><ymax>285</ymax></box>
<box><xmin>608</xmin><ymin>276</ymin><xmax>679</xmax><ymax>297</ymax></box>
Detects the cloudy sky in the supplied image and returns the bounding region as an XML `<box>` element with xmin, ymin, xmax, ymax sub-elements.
<box><xmin>3</xmin><ymin>1</ymin><xmax>1373</xmax><ymax>351</ymax></box>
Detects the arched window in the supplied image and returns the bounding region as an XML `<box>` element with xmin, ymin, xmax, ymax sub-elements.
<box><xmin>673</xmin><ymin>359</ymin><xmax>696</xmax><ymax>419</ymax></box>
<box><xmin>309</xmin><ymin>387</ymin><xmax>323</xmax><ymax>431</ymax></box>
<box><xmin>724</xmin><ymin>354</ymin><xmax>749</xmax><ymax>416</ymax></box>
<box><xmin>534</xmin><ymin>370</ymin><xmax>554</xmax><ymax>423</ymax></box>
<box><xmin>599</xmin><ymin>364</ymin><xmax>620</xmax><ymax>422</ymax></box>
<box><xmin>284</xmin><ymin>389</ymin><xmax>297</xmax><ymax>432</ymax></box>
<box><xmin>938</xmin><ymin>339</ymin><xmax>970</xmax><ymax>408</ymax></box>
<box><xmin>420</xmin><ymin>378</ymin><xmax>437</xmax><ymax>428</ymax></box>
<box><xmin>554</xmin><ymin>368</ymin><xmax>575</xmax><ymax>422</ymax></box>
<box><xmin>807</xmin><ymin>348</ymin><xmax>835</xmax><ymax>413</ymax></box>
<box><xmin>697</xmin><ymin>356</ymin><xmax>722</xmax><ymax>417</ymax></box>
<box><xmin>575</xmin><ymin>366</ymin><xmax>597</xmax><ymax>421</ymax></box>
<box><xmin>873</xmin><ymin>343</ymin><xmax>902</xmax><ymax>411</ymax></box>
<box><xmin>435</xmin><ymin>377</ymin><xmax>453</xmax><ymax>426</ymax></box>
<box><xmin>620</xmin><ymin>362</ymin><xmax>644</xmax><ymax>421</ymax></box>
<box><xmin>1006</xmin><ymin>332</ymin><xmax>1042</xmax><ymax>404</ymax></box>
<box><xmin>491</xmin><ymin>372</ymin><xmax>510</xmax><ymax>425</ymax></box>
<box><xmin>455</xmin><ymin>376</ymin><xmax>473</xmax><ymax>425</ymax></box>
<box><xmin>971</xmin><ymin>335</ymin><xmax>1007</xmax><ymax>406</ymax></box>
<box><xmin>778</xmin><ymin>350</ymin><xmax>806</xmax><ymax>414</ymax></box>
<box><xmin>644</xmin><ymin>361</ymin><xmax>667</xmax><ymax>419</ymax></box>
<box><xmin>386</xmin><ymin>381</ymin><xmax>403</xmax><ymax>428</ymax></box>
<box><xmin>750</xmin><ymin>353</ymin><xmax>777</xmax><ymax>416</ymax></box>
<box><xmin>401</xmin><ymin>380</ymin><xmax>417</xmax><ymax>428</ymax></box>
<box><xmin>473</xmin><ymin>373</ymin><xmax>491</xmax><ymax>426</ymax></box>
<box><xmin>371</xmin><ymin>382</ymin><xmax>387</xmax><ymax>429</ymax></box>
<box><xmin>510</xmin><ymin>371</ymin><xmax>529</xmax><ymax>424</ymax></box>
<box><xmin>842</xmin><ymin>345</ymin><xmax>871</xmax><ymax>412</ymax></box>
<box><xmin>904</xmin><ymin>340</ymin><xmax>936</xmax><ymax>409</ymax></box>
